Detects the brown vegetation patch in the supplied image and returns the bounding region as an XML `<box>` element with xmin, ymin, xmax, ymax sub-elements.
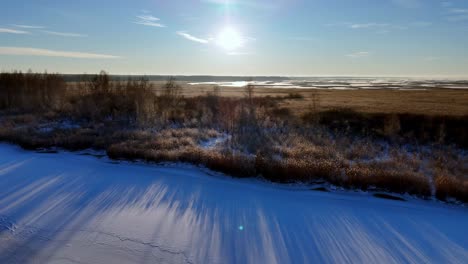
<box><xmin>1</xmin><ymin>71</ymin><xmax>467</xmax><ymax>203</ymax></box>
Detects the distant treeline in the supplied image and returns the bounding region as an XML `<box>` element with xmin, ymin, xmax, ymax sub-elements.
<box><xmin>61</xmin><ymin>75</ymin><xmax>291</xmax><ymax>83</ymax></box>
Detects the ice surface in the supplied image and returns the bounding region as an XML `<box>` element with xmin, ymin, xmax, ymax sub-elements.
<box><xmin>188</xmin><ymin>78</ymin><xmax>468</xmax><ymax>90</ymax></box>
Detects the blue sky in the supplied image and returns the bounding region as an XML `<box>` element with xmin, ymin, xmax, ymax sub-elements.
<box><xmin>1</xmin><ymin>0</ymin><xmax>468</xmax><ymax>77</ymax></box>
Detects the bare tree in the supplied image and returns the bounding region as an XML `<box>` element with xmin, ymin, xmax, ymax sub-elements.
<box><xmin>206</xmin><ymin>86</ymin><xmax>221</xmax><ymax>125</ymax></box>
<box><xmin>89</xmin><ymin>70</ymin><xmax>111</xmax><ymax>94</ymax></box>
<box><xmin>160</xmin><ymin>77</ymin><xmax>183</xmax><ymax>123</ymax></box>
<box><xmin>162</xmin><ymin>77</ymin><xmax>182</xmax><ymax>104</ymax></box>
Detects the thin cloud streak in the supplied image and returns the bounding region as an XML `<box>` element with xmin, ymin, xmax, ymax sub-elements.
<box><xmin>134</xmin><ymin>21</ymin><xmax>166</xmax><ymax>27</ymax></box>
<box><xmin>449</xmin><ymin>8</ymin><xmax>468</xmax><ymax>14</ymax></box>
<box><xmin>42</xmin><ymin>30</ymin><xmax>87</xmax><ymax>37</ymax></box>
<box><xmin>176</xmin><ymin>31</ymin><xmax>209</xmax><ymax>44</ymax></box>
<box><xmin>136</xmin><ymin>15</ymin><xmax>160</xmax><ymax>21</ymax></box>
<box><xmin>0</xmin><ymin>47</ymin><xmax>120</xmax><ymax>59</ymax></box>
<box><xmin>411</xmin><ymin>21</ymin><xmax>432</xmax><ymax>27</ymax></box>
<box><xmin>327</xmin><ymin>22</ymin><xmax>414</xmax><ymax>33</ymax></box>
<box><xmin>0</xmin><ymin>28</ymin><xmax>30</xmax><ymax>34</ymax></box>
<box><xmin>444</xmin><ymin>5</ymin><xmax>468</xmax><ymax>21</ymax></box>
<box><xmin>12</xmin><ymin>24</ymin><xmax>45</xmax><ymax>29</ymax></box>
<box><xmin>350</xmin><ymin>23</ymin><xmax>389</xmax><ymax>29</ymax></box>
<box><xmin>447</xmin><ymin>15</ymin><xmax>468</xmax><ymax>21</ymax></box>
<box><xmin>134</xmin><ymin>13</ymin><xmax>166</xmax><ymax>28</ymax></box>
<box><xmin>346</xmin><ymin>51</ymin><xmax>371</xmax><ymax>58</ymax></box>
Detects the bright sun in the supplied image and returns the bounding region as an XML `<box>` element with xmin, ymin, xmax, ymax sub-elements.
<box><xmin>216</xmin><ymin>27</ymin><xmax>243</xmax><ymax>51</ymax></box>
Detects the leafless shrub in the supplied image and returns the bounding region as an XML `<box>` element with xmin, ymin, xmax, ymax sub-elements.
<box><xmin>435</xmin><ymin>175</ymin><xmax>468</xmax><ymax>202</ymax></box>
<box><xmin>383</xmin><ymin>114</ymin><xmax>401</xmax><ymax>137</ymax></box>
<box><xmin>205</xmin><ymin>86</ymin><xmax>221</xmax><ymax>125</ymax></box>
<box><xmin>286</xmin><ymin>92</ymin><xmax>305</xmax><ymax>100</ymax></box>
<box><xmin>344</xmin><ymin>163</ymin><xmax>431</xmax><ymax>196</ymax></box>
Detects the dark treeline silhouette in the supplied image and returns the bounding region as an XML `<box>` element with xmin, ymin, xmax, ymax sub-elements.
<box><xmin>61</xmin><ymin>74</ymin><xmax>290</xmax><ymax>83</ymax></box>
<box><xmin>0</xmin><ymin>71</ymin><xmax>66</xmax><ymax>110</ymax></box>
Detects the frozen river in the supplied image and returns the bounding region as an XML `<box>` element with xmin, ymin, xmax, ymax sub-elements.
<box><xmin>0</xmin><ymin>144</ymin><xmax>467</xmax><ymax>263</ymax></box>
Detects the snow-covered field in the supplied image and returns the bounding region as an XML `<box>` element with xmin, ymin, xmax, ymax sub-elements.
<box><xmin>0</xmin><ymin>144</ymin><xmax>467</xmax><ymax>264</ymax></box>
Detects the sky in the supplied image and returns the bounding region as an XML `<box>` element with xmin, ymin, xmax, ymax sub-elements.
<box><xmin>1</xmin><ymin>0</ymin><xmax>468</xmax><ymax>77</ymax></box>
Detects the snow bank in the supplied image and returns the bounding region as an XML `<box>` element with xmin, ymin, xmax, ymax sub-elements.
<box><xmin>0</xmin><ymin>144</ymin><xmax>466</xmax><ymax>263</ymax></box>
<box><xmin>199</xmin><ymin>134</ymin><xmax>231</xmax><ymax>149</ymax></box>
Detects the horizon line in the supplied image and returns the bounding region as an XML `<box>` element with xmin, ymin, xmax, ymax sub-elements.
<box><xmin>1</xmin><ymin>70</ymin><xmax>468</xmax><ymax>80</ymax></box>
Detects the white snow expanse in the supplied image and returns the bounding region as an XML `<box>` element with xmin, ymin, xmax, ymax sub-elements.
<box><xmin>0</xmin><ymin>143</ymin><xmax>467</xmax><ymax>264</ymax></box>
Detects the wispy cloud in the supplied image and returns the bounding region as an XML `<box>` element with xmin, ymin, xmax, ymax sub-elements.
<box><xmin>449</xmin><ymin>8</ymin><xmax>468</xmax><ymax>14</ymax></box>
<box><xmin>42</xmin><ymin>30</ymin><xmax>87</xmax><ymax>37</ymax></box>
<box><xmin>0</xmin><ymin>28</ymin><xmax>30</xmax><ymax>34</ymax></box>
<box><xmin>12</xmin><ymin>24</ymin><xmax>44</xmax><ymax>29</ymax></box>
<box><xmin>410</xmin><ymin>21</ymin><xmax>432</xmax><ymax>27</ymax></box>
<box><xmin>135</xmin><ymin>21</ymin><xmax>166</xmax><ymax>27</ymax></box>
<box><xmin>447</xmin><ymin>15</ymin><xmax>468</xmax><ymax>22</ymax></box>
<box><xmin>444</xmin><ymin>4</ymin><xmax>468</xmax><ymax>21</ymax></box>
<box><xmin>346</xmin><ymin>51</ymin><xmax>371</xmax><ymax>58</ymax></box>
<box><xmin>328</xmin><ymin>22</ymin><xmax>392</xmax><ymax>30</ymax></box>
<box><xmin>6</xmin><ymin>24</ymin><xmax>89</xmax><ymax>37</ymax></box>
<box><xmin>136</xmin><ymin>15</ymin><xmax>160</xmax><ymax>21</ymax></box>
<box><xmin>327</xmin><ymin>21</ymin><xmax>416</xmax><ymax>33</ymax></box>
<box><xmin>134</xmin><ymin>13</ymin><xmax>166</xmax><ymax>27</ymax></box>
<box><xmin>176</xmin><ymin>31</ymin><xmax>209</xmax><ymax>44</ymax></box>
<box><xmin>447</xmin><ymin>8</ymin><xmax>468</xmax><ymax>21</ymax></box>
<box><xmin>349</xmin><ymin>23</ymin><xmax>389</xmax><ymax>29</ymax></box>
<box><xmin>0</xmin><ymin>47</ymin><xmax>120</xmax><ymax>59</ymax></box>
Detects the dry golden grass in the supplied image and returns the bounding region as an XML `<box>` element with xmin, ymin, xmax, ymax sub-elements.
<box><xmin>435</xmin><ymin>175</ymin><xmax>468</xmax><ymax>202</ymax></box>
<box><xmin>67</xmin><ymin>81</ymin><xmax>468</xmax><ymax>116</ymax></box>
<box><xmin>171</xmin><ymin>83</ymin><xmax>468</xmax><ymax>116</ymax></box>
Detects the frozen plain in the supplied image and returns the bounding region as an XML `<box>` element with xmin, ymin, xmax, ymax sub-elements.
<box><xmin>0</xmin><ymin>143</ymin><xmax>467</xmax><ymax>264</ymax></box>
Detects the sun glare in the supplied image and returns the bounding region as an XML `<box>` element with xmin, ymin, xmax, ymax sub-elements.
<box><xmin>216</xmin><ymin>27</ymin><xmax>243</xmax><ymax>51</ymax></box>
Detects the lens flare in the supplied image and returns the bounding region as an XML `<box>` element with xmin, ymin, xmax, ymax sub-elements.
<box><xmin>216</xmin><ymin>27</ymin><xmax>243</xmax><ymax>51</ymax></box>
